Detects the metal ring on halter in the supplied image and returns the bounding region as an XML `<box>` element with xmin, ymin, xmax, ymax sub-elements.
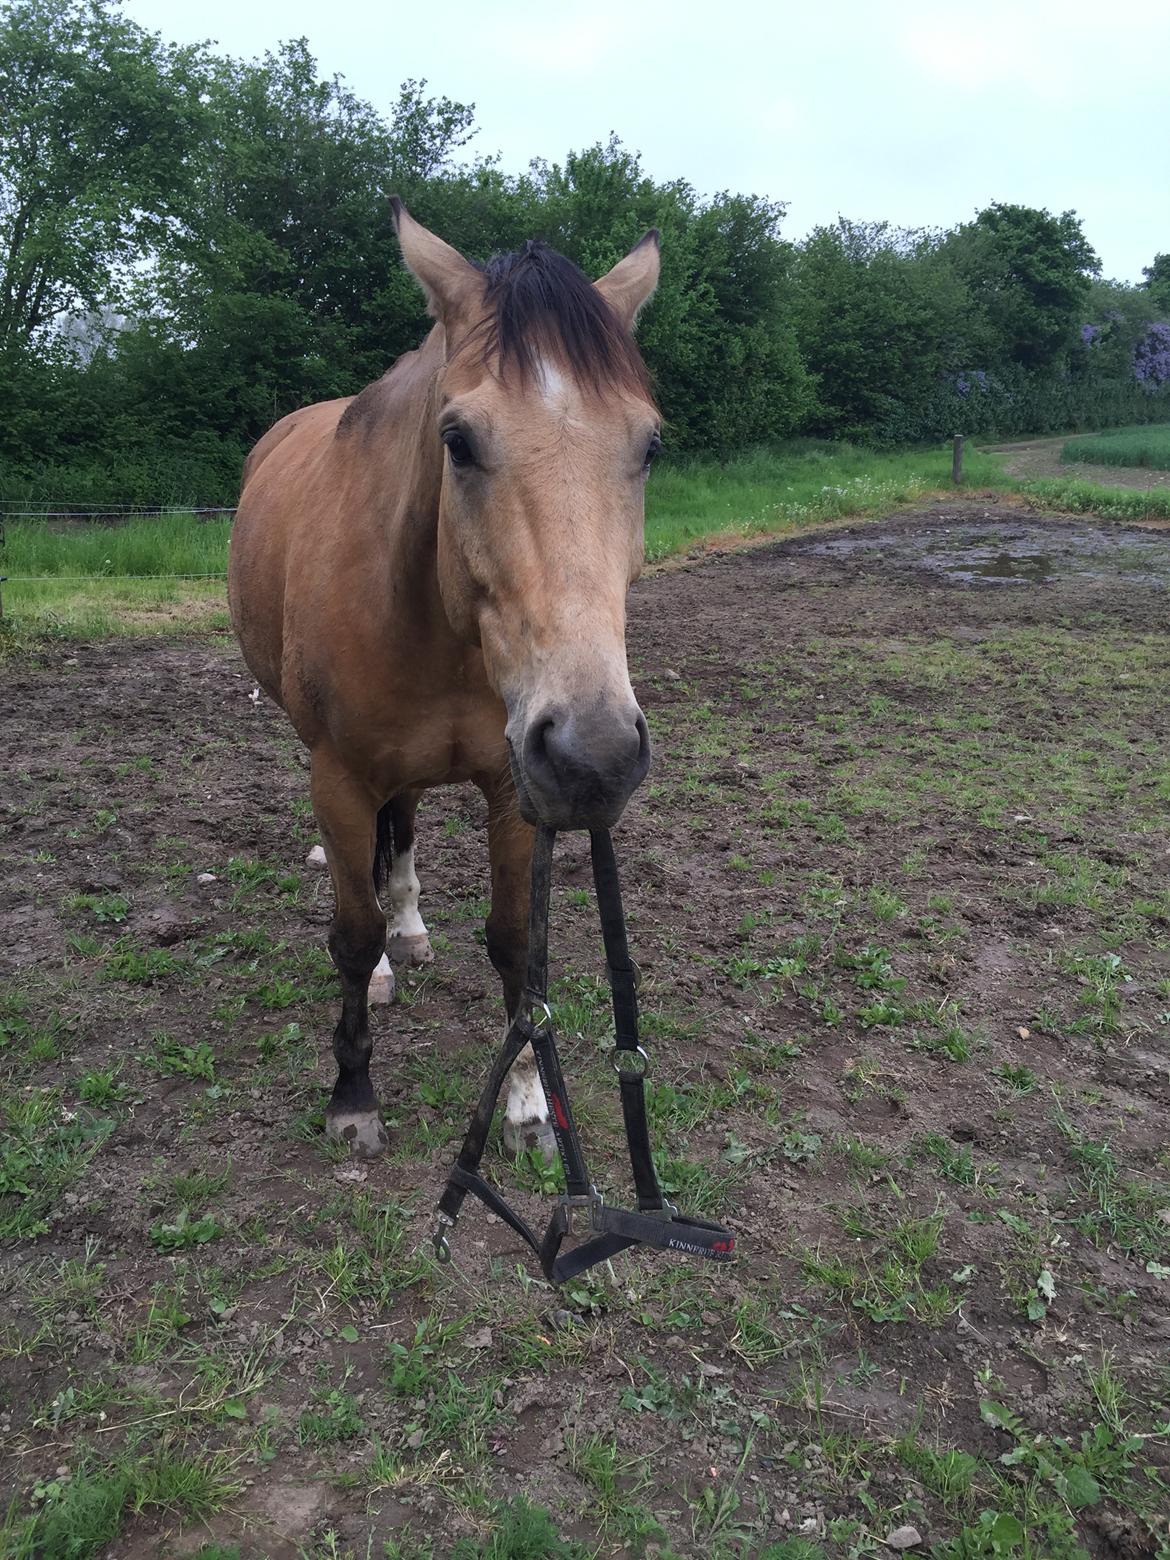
<box><xmin>613</xmin><ymin>1044</ymin><xmax>650</xmax><ymax>1080</ymax></box>
<box><xmin>432</xmin><ymin>1212</ymin><xmax>455</xmax><ymax>1262</ymax></box>
<box><xmin>526</xmin><ymin>997</ymin><xmax>554</xmax><ymax>1031</ymax></box>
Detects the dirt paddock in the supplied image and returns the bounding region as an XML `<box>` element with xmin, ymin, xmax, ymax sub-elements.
<box><xmin>2</xmin><ymin>502</ymin><xmax>1168</xmax><ymax>1558</ymax></box>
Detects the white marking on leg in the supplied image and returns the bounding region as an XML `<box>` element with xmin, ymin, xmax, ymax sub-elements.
<box><xmin>386</xmin><ymin>846</ymin><xmax>427</xmax><ymax>939</ymax></box>
<box><xmin>506</xmin><ymin>1044</ymin><xmax>549</xmax><ymax>1126</ymax></box>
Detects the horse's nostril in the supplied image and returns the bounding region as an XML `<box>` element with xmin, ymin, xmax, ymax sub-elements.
<box><xmin>634</xmin><ymin>711</ymin><xmax>649</xmax><ymax>763</ymax></box>
<box><xmin>520</xmin><ymin>702</ymin><xmax>650</xmax><ymax>827</ymax></box>
<box><xmin>522</xmin><ymin>710</ymin><xmax>562</xmax><ymax>785</ymax></box>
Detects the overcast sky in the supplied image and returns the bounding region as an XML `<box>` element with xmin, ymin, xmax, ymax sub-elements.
<box><xmin>123</xmin><ymin>0</ymin><xmax>1166</xmax><ymax>284</ymax></box>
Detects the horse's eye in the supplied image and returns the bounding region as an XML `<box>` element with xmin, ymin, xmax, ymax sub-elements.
<box><xmin>442</xmin><ymin>430</ymin><xmax>475</xmax><ymax>469</ymax></box>
<box><xmin>643</xmin><ymin>433</ymin><xmax>663</xmax><ymax>470</ymax></box>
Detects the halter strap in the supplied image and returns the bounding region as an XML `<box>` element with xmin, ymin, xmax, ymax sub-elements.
<box><xmin>432</xmin><ymin>825</ymin><xmax>735</xmax><ymax>1283</ymax></box>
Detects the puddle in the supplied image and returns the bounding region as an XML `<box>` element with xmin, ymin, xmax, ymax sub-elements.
<box><xmin>802</xmin><ymin>518</ymin><xmax>1170</xmax><ymax>589</ymax></box>
<box><xmin>952</xmin><ymin>545</ymin><xmax>1054</xmax><ymax>584</ymax></box>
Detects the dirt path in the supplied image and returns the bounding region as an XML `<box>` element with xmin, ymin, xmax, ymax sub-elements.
<box><xmin>985</xmin><ymin>434</ymin><xmax>1170</xmax><ymax>491</ymax></box>
<box><xmin>2</xmin><ymin>502</ymin><xmax>1168</xmax><ymax>1558</ymax></box>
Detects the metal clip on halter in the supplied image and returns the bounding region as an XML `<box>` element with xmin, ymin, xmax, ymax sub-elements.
<box><xmin>432</xmin><ymin>825</ymin><xmax>735</xmax><ymax>1284</ymax></box>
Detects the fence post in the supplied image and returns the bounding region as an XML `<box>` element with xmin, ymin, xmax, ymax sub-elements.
<box><xmin>952</xmin><ymin>434</ymin><xmax>965</xmax><ymax>485</ymax></box>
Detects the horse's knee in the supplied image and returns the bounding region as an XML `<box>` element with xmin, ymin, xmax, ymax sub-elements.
<box><xmin>485</xmin><ymin>917</ymin><xmax>525</xmax><ymax>1006</ymax></box>
<box><xmin>328</xmin><ymin>920</ymin><xmax>386</xmax><ymax>985</ymax></box>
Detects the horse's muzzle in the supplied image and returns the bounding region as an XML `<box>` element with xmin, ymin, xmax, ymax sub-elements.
<box><xmin>512</xmin><ymin>701</ymin><xmax>651</xmax><ymax>829</ymax></box>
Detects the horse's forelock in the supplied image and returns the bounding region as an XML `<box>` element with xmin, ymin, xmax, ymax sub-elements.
<box><xmin>467</xmin><ymin>242</ymin><xmax>654</xmax><ymax>401</ymax></box>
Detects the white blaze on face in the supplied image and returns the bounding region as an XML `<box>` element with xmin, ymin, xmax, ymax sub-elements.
<box><xmin>535</xmin><ymin>356</ymin><xmax>571</xmax><ymax>411</ymax></box>
<box><xmin>386</xmin><ymin>846</ymin><xmax>427</xmax><ymax>939</ymax></box>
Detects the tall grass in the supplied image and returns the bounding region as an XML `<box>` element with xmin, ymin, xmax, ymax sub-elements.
<box><xmin>0</xmin><ymin>514</ymin><xmax>233</xmax><ymax>637</ymax></box>
<box><xmin>1061</xmin><ymin>424</ymin><xmax>1170</xmax><ymax>471</ymax></box>
<box><xmin>3</xmin><ymin>512</ymin><xmax>232</xmax><ymax>577</ymax></box>
<box><xmin>644</xmin><ymin>442</ymin><xmax>1006</xmax><ymax>559</ymax></box>
<box><xmin>1013</xmin><ymin>477</ymin><xmax>1170</xmax><ymax>521</ymax></box>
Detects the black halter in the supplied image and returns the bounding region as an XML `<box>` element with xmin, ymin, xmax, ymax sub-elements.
<box><xmin>432</xmin><ymin>825</ymin><xmax>735</xmax><ymax>1283</ymax></box>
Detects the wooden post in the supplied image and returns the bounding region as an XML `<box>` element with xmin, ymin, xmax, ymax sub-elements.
<box><xmin>952</xmin><ymin>434</ymin><xmax>965</xmax><ymax>485</ymax></box>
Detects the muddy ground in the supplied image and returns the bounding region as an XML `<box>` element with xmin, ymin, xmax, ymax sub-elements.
<box><xmin>2</xmin><ymin>502</ymin><xmax>1169</xmax><ymax>1559</ymax></box>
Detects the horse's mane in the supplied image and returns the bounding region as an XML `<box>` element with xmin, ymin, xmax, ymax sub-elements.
<box><xmin>470</xmin><ymin>241</ymin><xmax>654</xmax><ymax>401</ymax></box>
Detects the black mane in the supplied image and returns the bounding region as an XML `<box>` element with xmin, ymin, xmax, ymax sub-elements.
<box><xmin>471</xmin><ymin>240</ymin><xmax>653</xmax><ymax>400</ymax></box>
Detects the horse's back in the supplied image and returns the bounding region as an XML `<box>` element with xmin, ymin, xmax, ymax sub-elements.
<box><xmin>229</xmin><ymin>398</ymin><xmax>353</xmax><ymax>703</ymax></box>
<box><xmin>239</xmin><ymin>396</ymin><xmax>360</xmax><ymax>493</ymax></box>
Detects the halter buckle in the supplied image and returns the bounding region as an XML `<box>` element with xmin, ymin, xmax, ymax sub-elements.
<box><xmin>559</xmin><ymin>1187</ymin><xmax>604</xmax><ymax>1234</ymax></box>
<box><xmin>641</xmin><ymin>1198</ymin><xmax>679</xmax><ymax>1221</ymax></box>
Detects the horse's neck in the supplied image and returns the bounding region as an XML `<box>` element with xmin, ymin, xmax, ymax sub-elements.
<box><xmin>364</xmin><ymin>328</ymin><xmax>461</xmax><ymax>645</ymax></box>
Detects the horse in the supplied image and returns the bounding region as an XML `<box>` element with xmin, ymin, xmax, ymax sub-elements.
<box><xmin>228</xmin><ymin>201</ymin><xmax>662</xmax><ymax>1160</ymax></box>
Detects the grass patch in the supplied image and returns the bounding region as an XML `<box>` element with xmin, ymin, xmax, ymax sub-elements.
<box><xmin>0</xmin><ymin>1446</ymin><xmax>239</xmax><ymax>1558</ymax></box>
<box><xmin>0</xmin><ymin>1087</ymin><xmax>114</xmax><ymax>1240</ymax></box>
<box><xmin>1061</xmin><ymin>423</ymin><xmax>1170</xmax><ymax>470</ymax></box>
<box><xmin>643</xmin><ymin>440</ymin><xmax>1007</xmax><ymax>560</ymax></box>
<box><xmin>1015</xmin><ymin>475</ymin><xmax>1170</xmax><ymax>521</ymax></box>
<box><xmin>0</xmin><ymin>512</ymin><xmax>233</xmax><ymax>633</ymax></box>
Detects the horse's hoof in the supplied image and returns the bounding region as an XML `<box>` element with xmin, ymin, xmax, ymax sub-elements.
<box><xmin>326</xmin><ymin>1109</ymin><xmax>389</xmax><ymax>1158</ymax></box>
<box><xmin>368</xmin><ymin>952</ymin><xmax>395</xmax><ymax>1005</ymax></box>
<box><xmin>387</xmin><ymin>932</ymin><xmax>434</xmax><ymax>968</ymax></box>
<box><xmin>503</xmin><ymin>1115</ymin><xmax>558</xmax><ymax>1164</ymax></box>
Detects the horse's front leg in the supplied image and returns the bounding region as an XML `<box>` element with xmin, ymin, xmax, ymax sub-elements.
<box><xmin>480</xmin><ymin>787</ymin><xmax>555</xmax><ymax>1161</ymax></box>
<box><xmin>384</xmin><ymin>789</ymin><xmax>434</xmax><ymax>968</ymax></box>
<box><xmin>311</xmin><ymin>744</ymin><xmax>389</xmax><ymax>1157</ymax></box>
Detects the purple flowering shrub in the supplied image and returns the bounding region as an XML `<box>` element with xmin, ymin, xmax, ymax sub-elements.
<box><xmin>952</xmin><ymin>369</ymin><xmax>990</xmax><ymax>397</ymax></box>
<box><xmin>1080</xmin><ymin>323</ymin><xmax>1100</xmax><ymax>345</ymax></box>
<box><xmin>1134</xmin><ymin>323</ymin><xmax>1170</xmax><ymax>388</ymax></box>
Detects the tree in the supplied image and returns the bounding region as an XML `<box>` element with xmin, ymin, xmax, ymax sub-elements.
<box><xmin>791</xmin><ymin>221</ymin><xmax>972</xmax><ymax>439</ymax></box>
<box><xmin>1142</xmin><ymin>254</ymin><xmax>1170</xmax><ymax>314</ymax></box>
<box><xmin>944</xmin><ymin>203</ymin><xmax>1099</xmax><ymax>371</ymax></box>
<box><xmin>146</xmin><ymin>47</ymin><xmax>477</xmax><ymax>437</ymax></box>
<box><xmin>0</xmin><ymin>0</ymin><xmax>201</xmax><ymax>354</ymax></box>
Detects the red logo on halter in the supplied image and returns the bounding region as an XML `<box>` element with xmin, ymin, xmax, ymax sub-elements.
<box><xmin>551</xmin><ymin>1094</ymin><xmax>569</xmax><ymax>1130</ymax></box>
<box><xmin>711</xmin><ymin>1238</ymin><xmax>735</xmax><ymax>1255</ymax></box>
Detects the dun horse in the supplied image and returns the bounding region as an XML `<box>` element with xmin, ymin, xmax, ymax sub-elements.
<box><xmin>229</xmin><ymin>203</ymin><xmax>661</xmax><ymax>1159</ymax></box>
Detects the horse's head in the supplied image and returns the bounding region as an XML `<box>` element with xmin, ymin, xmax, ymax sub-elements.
<box><xmin>392</xmin><ymin>201</ymin><xmax>660</xmax><ymax>831</ymax></box>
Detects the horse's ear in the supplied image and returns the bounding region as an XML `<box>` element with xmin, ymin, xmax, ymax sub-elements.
<box><xmin>390</xmin><ymin>198</ymin><xmax>479</xmax><ymax>326</ymax></box>
<box><xmin>594</xmin><ymin>230</ymin><xmax>660</xmax><ymax>330</ymax></box>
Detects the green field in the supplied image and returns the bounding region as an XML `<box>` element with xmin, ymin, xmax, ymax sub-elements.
<box><xmin>0</xmin><ymin>443</ymin><xmax>1008</xmax><ymax>635</ymax></box>
<box><xmin>1061</xmin><ymin>424</ymin><xmax>1170</xmax><ymax>470</ymax></box>
<box><xmin>6</xmin><ymin>434</ymin><xmax>1170</xmax><ymax>641</ymax></box>
<box><xmin>642</xmin><ymin>442</ymin><xmax>1005</xmax><ymax>559</ymax></box>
